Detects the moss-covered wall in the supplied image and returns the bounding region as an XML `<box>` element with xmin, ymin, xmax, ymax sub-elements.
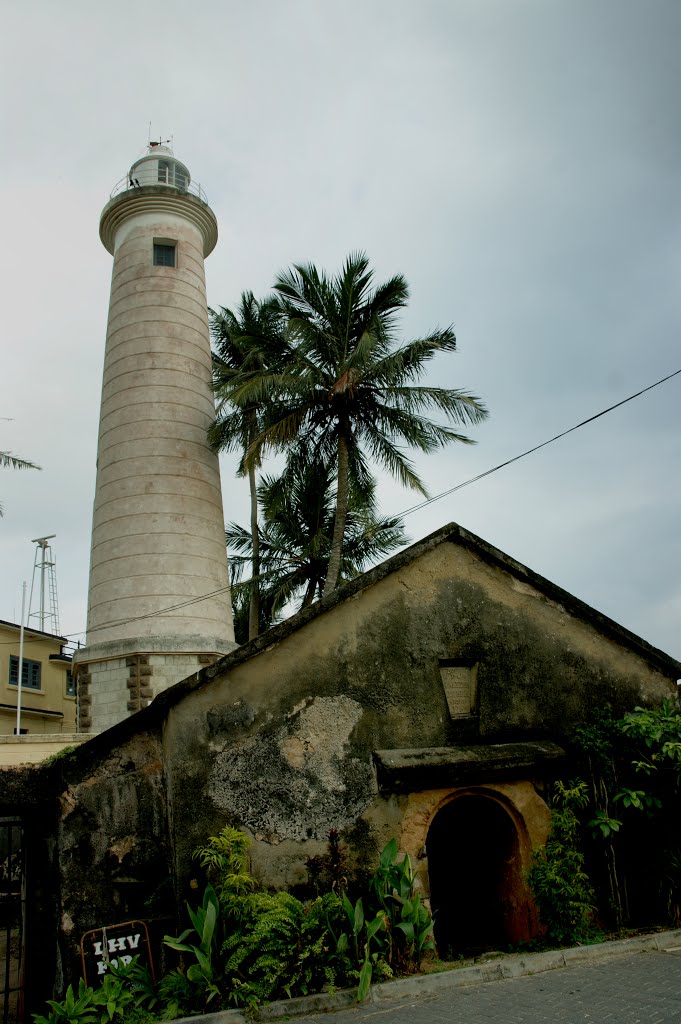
<box><xmin>162</xmin><ymin>538</ymin><xmax>676</xmax><ymax>889</ymax></box>
<box><xmin>52</xmin><ymin>728</ymin><xmax>174</xmax><ymax>989</ymax></box>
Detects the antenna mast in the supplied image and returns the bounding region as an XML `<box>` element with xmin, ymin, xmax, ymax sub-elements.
<box><xmin>28</xmin><ymin>535</ymin><xmax>60</xmax><ymax>634</ymax></box>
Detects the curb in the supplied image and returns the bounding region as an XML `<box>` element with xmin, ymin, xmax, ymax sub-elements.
<box><xmin>169</xmin><ymin>927</ymin><xmax>681</xmax><ymax>1024</ymax></box>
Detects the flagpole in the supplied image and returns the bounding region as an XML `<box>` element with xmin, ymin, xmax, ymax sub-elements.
<box><xmin>16</xmin><ymin>582</ymin><xmax>26</xmax><ymax>736</ymax></box>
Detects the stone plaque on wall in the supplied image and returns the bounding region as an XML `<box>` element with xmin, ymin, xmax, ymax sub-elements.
<box><xmin>439</xmin><ymin>662</ymin><xmax>478</xmax><ymax>719</ymax></box>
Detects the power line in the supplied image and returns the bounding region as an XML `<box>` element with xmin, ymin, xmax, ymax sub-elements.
<box><xmin>0</xmin><ymin>575</ymin><xmax>269</xmax><ymax>646</ymax></box>
<box><xmin>397</xmin><ymin>367</ymin><xmax>681</xmax><ymax>519</ymax></box>
<box><xmin>7</xmin><ymin>366</ymin><xmax>679</xmax><ymax>644</ymax></box>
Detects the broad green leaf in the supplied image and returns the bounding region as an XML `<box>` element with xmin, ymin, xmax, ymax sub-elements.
<box><xmin>357</xmin><ymin>954</ymin><xmax>372</xmax><ymax>1001</ymax></box>
<box><xmin>380</xmin><ymin>839</ymin><xmax>398</xmax><ymax>868</ymax></box>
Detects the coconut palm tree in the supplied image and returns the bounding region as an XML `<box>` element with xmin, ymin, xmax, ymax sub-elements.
<box><xmin>235</xmin><ymin>253</ymin><xmax>488</xmax><ymax>596</ymax></box>
<box><xmin>226</xmin><ymin>452</ymin><xmax>407</xmax><ymax>641</ymax></box>
<box><xmin>208</xmin><ymin>293</ymin><xmax>288</xmax><ymax>639</ymax></box>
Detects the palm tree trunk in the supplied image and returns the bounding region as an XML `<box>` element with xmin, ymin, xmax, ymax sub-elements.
<box><xmin>247</xmin><ymin>453</ymin><xmax>260</xmax><ymax>641</ymax></box>
<box><xmin>300</xmin><ymin>577</ymin><xmax>318</xmax><ymax>608</ymax></box>
<box><xmin>323</xmin><ymin>429</ymin><xmax>349</xmax><ymax>597</ymax></box>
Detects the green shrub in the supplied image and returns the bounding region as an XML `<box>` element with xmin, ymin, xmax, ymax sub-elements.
<box><xmin>163</xmin><ymin>884</ymin><xmax>224</xmax><ymax>1008</ymax></box>
<box><xmin>571</xmin><ymin>699</ymin><xmax>681</xmax><ymax>929</ymax></box>
<box><xmin>32</xmin><ymin>980</ymin><xmax>96</xmax><ymax>1024</ymax></box>
<box><xmin>528</xmin><ymin>780</ymin><xmax>596</xmax><ymax>946</ymax></box>
<box><xmin>222</xmin><ymin>890</ymin><xmax>305</xmax><ymax>1003</ymax></box>
<box><xmin>220</xmin><ymin>888</ymin><xmax>360</xmax><ymax>1004</ymax></box>
<box><xmin>36</xmin><ymin>830</ymin><xmax>435</xmax><ymax>1022</ymax></box>
<box><xmin>32</xmin><ymin>960</ymin><xmax>158</xmax><ymax>1024</ymax></box>
<box><xmin>193</xmin><ymin>826</ymin><xmax>256</xmax><ymax>907</ymax></box>
<box><xmin>366</xmin><ymin>838</ymin><xmax>434</xmax><ymax>972</ymax></box>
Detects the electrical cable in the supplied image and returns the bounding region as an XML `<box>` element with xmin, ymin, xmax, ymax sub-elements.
<box><xmin>398</xmin><ymin>367</ymin><xmax>681</xmax><ymax>519</ymax></box>
<box><xmin>5</xmin><ymin>366</ymin><xmax>679</xmax><ymax>644</ymax></box>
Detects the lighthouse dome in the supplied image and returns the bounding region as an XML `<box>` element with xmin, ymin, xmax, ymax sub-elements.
<box><xmin>129</xmin><ymin>145</ymin><xmax>191</xmax><ymax>190</ymax></box>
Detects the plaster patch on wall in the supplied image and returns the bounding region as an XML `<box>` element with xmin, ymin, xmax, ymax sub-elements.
<box><xmin>280</xmin><ymin>735</ymin><xmax>306</xmax><ymax>769</ymax></box>
<box><xmin>109</xmin><ymin>835</ymin><xmax>135</xmax><ymax>864</ymax></box>
<box><xmin>207</xmin><ymin>695</ymin><xmax>375</xmax><ymax>841</ymax></box>
<box><xmin>206</xmin><ymin>699</ymin><xmax>256</xmax><ymax>743</ymax></box>
<box><xmin>279</xmin><ymin>696</ymin><xmax>363</xmax><ymax>791</ymax></box>
<box><xmin>59</xmin><ymin>786</ymin><xmax>77</xmax><ymax>818</ymax></box>
<box><xmin>510</xmin><ymin>576</ymin><xmax>566</xmax><ymax>613</ymax></box>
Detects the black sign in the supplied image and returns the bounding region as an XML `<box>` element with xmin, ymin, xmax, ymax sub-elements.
<box><xmin>80</xmin><ymin>920</ymin><xmax>154</xmax><ymax>985</ymax></box>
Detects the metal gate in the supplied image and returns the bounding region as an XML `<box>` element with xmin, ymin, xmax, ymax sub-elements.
<box><xmin>0</xmin><ymin>819</ymin><xmax>25</xmax><ymax>1023</ymax></box>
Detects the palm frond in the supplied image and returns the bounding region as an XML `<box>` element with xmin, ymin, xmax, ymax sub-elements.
<box><xmin>1</xmin><ymin>451</ymin><xmax>41</xmax><ymax>471</ymax></box>
<box><xmin>370</xmin><ymin>329</ymin><xmax>458</xmax><ymax>387</ymax></box>
<box><xmin>361</xmin><ymin>426</ymin><xmax>428</xmax><ymax>494</ymax></box>
<box><xmin>381</xmin><ymin>386</ymin><xmax>488</xmax><ymax>424</ymax></box>
<box><xmin>226</xmin><ymin>449</ymin><xmax>406</xmax><ymax>624</ymax></box>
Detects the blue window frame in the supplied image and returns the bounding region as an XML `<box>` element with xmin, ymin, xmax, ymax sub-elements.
<box><xmin>9</xmin><ymin>656</ymin><xmax>41</xmax><ymax>690</ymax></box>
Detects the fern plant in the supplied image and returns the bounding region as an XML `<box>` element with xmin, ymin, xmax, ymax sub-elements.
<box><xmin>288</xmin><ymin>893</ymin><xmax>350</xmax><ymax>996</ymax></box>
<box><xmin>156</xmin><ymin>970</ymin><xmax>194</xmax><ymax>1020</ymax></box>
<box><xmin>219</xmin><ymin>888</ymin><xmax>357</xmax><ymax>1006</ymax></box>
<box><xmin>222</xmin><ymin>890</ymin><xmax>305</xmax><ymax>1003</ymax></box>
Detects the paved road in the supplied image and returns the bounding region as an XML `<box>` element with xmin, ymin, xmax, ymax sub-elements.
<box><xmin>299</xmin><ymin>952</ymin><xmax>681</xmax><ymax>1024</ymax></box>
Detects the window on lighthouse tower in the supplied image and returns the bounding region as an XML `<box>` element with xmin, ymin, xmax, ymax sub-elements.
<box><xmin>153</xmin><ymin>243</ymin><xmax>176</xmax><ymax>267</ymax></box>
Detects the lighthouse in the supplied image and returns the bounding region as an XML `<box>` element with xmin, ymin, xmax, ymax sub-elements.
<box><xmin>74</xmin><ymin>144</ymin><xmax>236</xmax><ymax>734</ymax></box>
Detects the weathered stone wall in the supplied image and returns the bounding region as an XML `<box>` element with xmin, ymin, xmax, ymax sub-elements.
<box><xmin>161</xmin><ymin>535</ymin><xmax>677</xmax><ymax>891</ymax></box>
<box><xmin>5</xmin><ymin>526</ymin><xmax>679</xmax><ymax>1005</ymax></box>
<box><xmin>54</xmin><ymin>726</ymin><xmax>174</xmax><ymax>987</ymax></box>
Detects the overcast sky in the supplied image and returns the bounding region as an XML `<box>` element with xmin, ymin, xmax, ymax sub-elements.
<box><xmin>1</xmin><ymin>0</ymin><xmax>679</xmax><ymax>662</ymax></box>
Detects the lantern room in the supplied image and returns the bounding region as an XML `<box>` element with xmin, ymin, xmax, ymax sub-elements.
<box><xmin>128</xmin><ymin>144</ymin><xmax>190</xmax><ymax>190</ymax></box>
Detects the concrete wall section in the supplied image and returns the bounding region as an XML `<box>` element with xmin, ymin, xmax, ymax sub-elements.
<box><xmin>0</xmin><ymin>733</ymin><xmax>94</xmax><ymax>766</ymax></box>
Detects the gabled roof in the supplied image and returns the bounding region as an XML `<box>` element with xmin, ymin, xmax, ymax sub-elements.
<box><xmin>187</xmin><ymin>520</ymin><xmax>681</xmax><ymax>692</ymax></box>
<box><xmin>51</xmin><ymin>520</ymin><xmax>681</xmax><ymax>767</ymax></box>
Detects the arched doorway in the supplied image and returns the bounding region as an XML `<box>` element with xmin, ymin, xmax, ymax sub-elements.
<box><xmin>426</xmin><ymin>792</ymin><xmax>527</xmax><ymax>957</ymax></box>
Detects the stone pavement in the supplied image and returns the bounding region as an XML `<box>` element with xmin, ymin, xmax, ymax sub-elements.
<box><xmin>296</xmin><ymin>951</ymin><xmax>681</xmax><ymax>1024</ymax></box>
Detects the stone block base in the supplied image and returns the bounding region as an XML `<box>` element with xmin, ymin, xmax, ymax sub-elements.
<box><xmin>73</xmin><ymin>635</ymin><xmax>236</xmax><ymax>734</ymax></box>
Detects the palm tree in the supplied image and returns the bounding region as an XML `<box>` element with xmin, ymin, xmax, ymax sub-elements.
<box><xmin>236</xmin><ymin>252</ymin><xmax>488</xmax><ymax>596</ymax></box>
<box><xmin>1</xmin><ymin>451</ymin><xmax>41</xmax><ymax>517</ymax></box>
<box><xmin>226</xmin><ymin>452</ymin><xmax>407</xmax><ymax>641</ymax></box>
<box><xmin>208</xmin><ymin>293</ymin><xmax>288</xmax><ymax>640</ymax></box>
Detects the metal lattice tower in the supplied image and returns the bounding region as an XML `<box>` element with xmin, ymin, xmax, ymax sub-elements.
<box><xmin>28</xmin><ymin>535</ymin><xmax>60</xmax><ymax>635</ymax></box>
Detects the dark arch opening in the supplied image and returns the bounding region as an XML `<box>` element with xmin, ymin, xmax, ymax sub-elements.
<box><xmin>426</xmin><ymin>794</ymin><xmax>524</xmax><ymax>957</ymax></box>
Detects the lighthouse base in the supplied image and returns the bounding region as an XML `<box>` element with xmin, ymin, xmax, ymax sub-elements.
<box><xmin>72</xmin><ymin>635</ymin><xmax>237</xmax><ymax>734</ymax></box>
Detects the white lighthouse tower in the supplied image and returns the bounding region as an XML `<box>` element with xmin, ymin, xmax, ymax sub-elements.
<box><xmin>74</xmin><ymin>144</ymin><xmax>235</xmax><ymax>734</ymax></box>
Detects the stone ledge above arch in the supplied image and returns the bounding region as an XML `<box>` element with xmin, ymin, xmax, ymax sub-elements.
<box><xmin>373</xmin><ymin>740</ymin><xmax>565</xmax><ymax>794</ymax></box>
